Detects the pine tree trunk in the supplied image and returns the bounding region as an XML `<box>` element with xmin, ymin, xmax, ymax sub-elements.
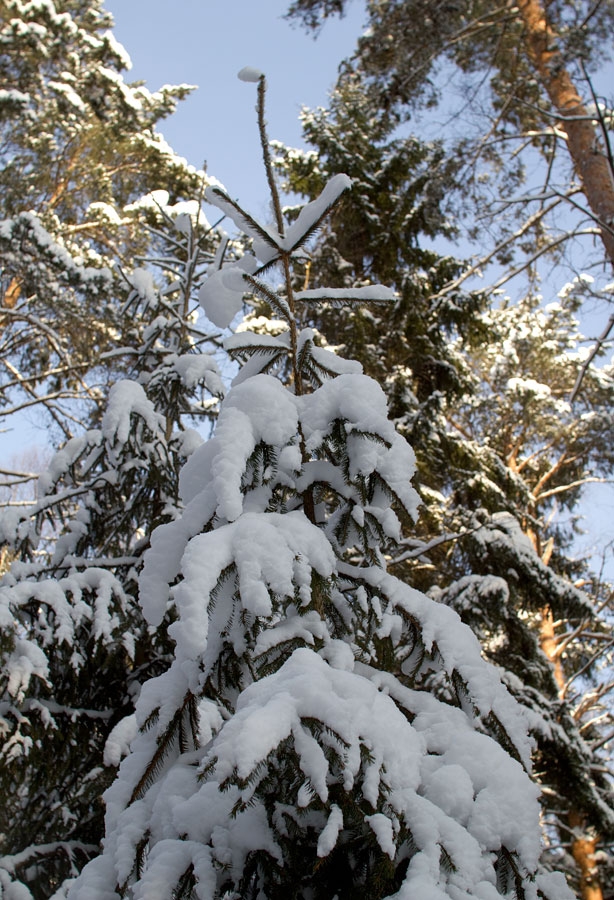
<box><xmin>2</xmin><ymin>277</ymin><xmax>21</xmax><ymax>309</ymax></box>
<box><xmin>526</xmin><ymin>525</ymin><xmax>604</xmax><ymax>900</ymax></box>
<box><xmin>517</xmin><ymin>0</ymin><xmax>614</xmax><ymax>269</ymax></box>
<box><xmin>569</xmin><ymin>810</ymin><xmax>603</xmax><ymax>900</ymax></box>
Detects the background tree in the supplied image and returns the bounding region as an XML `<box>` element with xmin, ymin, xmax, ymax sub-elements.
<box><xmin>429</xmin><ymin>286</ymin><xmax>614</xmax><ymax>897</ymax></box>
<box><xmin>274</xmin><ymin>59</ymin><xmax>614</xmax><ymax>897</ymax></box>
<box><xmin>0</xmin><ymin>206</ymin><xmax>223</xmax><ymax>897</ymax></box>
<box><xmin>0</xmin><ymin>0</ymin><xmax>202</xmax><ymax>457</ymax></box>
<box><xmin>285</xmin><ymin>0</ymin><xmax>614</xmax><ymax>320</ymax></box>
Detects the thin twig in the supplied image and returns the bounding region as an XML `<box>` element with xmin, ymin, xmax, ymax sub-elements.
<box><xmin>569</xmin><ymin>311</ymin><xmax>614</xmax><ymax>403</ymax></box>
<box><xmin>257</xmin><ymin>76</ymin><xmax>285</xmax><ymax>239</ymax></box>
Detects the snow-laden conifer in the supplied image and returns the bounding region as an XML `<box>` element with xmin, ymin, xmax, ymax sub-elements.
<box><xmin>0</xmin><ymin>210</ymin><xmax>223</xmax><ymax>897</ymax></box>
<box><xmin>0</xmin><ymin>0</ymin><xmax>203</xmax><ymax>443</ymax></box>
<box><xmin>68</xmin><ymin>73</ymin><xmax>573</xmax><ymax>900</ymax></box>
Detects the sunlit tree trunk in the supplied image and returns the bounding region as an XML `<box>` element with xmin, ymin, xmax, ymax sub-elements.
<box><xmin>526</xmin><ymin>520</ymin><xmax>603</xmax><ymax>900</ymax></box>
<box><xmin>1</xmin><ymin>277</ymin><xmax>21</xmax><ymax>309</ymax></box>
<box><xmin>569</xmin><ymin>810</ymin><xmax>603</xmax><ymax>900</ymax></box>
<box><xmin>517</xmin><ymin>0</ymin><xmax>614</xmax><ymax>270</ymax></box>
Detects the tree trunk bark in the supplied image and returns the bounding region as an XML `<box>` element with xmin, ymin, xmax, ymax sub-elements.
<box><xmin>517</xmin><ymin>0</ymin><xmax>614</xmax><ymax>268</ymax></box>
<box><xmin>2</xmin><ymin>277</ymin><xmax>21</xmax><ymax>309</ymax></box>
<box><xmin>526</xmin><ymin>523</ymin><xmax>604</xmax><ymax>900</ymax></box>
<box><xmin>515</xmin><ymin>12</ymin><xmax>610</xmax><ymax>892</ymax></box>
<box><xmin>569</xmin><ymin>810</ymin><xmax>603</xmax><ymax>900</ymax></box>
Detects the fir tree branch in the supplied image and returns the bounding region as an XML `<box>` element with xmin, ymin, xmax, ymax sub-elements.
<box><xmin>129</xmin><ymin>693</ymin><xmax>198</xmax><ymax>805</ymax></box>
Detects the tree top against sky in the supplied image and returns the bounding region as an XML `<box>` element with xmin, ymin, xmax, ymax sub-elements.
<box><xmin>105</xmin><ymin>0</ymin><xmax>367</xmax><ymax>214</ymax></box>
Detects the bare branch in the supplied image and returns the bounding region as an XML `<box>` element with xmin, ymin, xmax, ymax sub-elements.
<box><xmin>569</xmin><ymin>310</ymin><xmax>614</xmax><ymax>403</ymax></box>
<box><xmin>0</xmin><ymin>468</ymin><xmax>39</xmax><ymax>479</ymax></box>
<box><xmin>536</xmin><ymin>476</ymin><xmax>610</xmax><ymax>502</ymax></box>
<box><xmin>389</xmin><ymin>531</ymin><xmax>462</xmax><ymax>566</ymax></box>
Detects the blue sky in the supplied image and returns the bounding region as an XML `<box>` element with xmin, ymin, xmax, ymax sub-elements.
<box><xmin>107</xmin><ymin>0</ymin><xmax>367</xmax><ymax>214</ymax></box>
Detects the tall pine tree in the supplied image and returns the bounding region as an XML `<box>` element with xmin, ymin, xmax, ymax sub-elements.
<box><xmin>275</xmin><ymin>80</ymin><xmax>614</xmax><ymax>897</ymax></box>
<box><xmin>0</xmin><ymin>0</ymin><xmax>202</xmax><ymax>447</ymax></box>
<box><xmin>285</xmin><ymin>0</ymin><xmax>614</xmax><ymax>280</ymax></box>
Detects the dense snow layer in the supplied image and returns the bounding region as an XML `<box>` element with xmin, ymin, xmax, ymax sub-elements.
<box><xmin>199</xmin><ymin>254</ymin><xmax>259</xmax><ymax>328</ymax></box>
<box><xmin>91</xmin><ymin>351</ymin><xmax>571</xmax><ymax>897</ymax></box>
<box><xmin>295</xmin><ymin>285</ymin><xmax>396</xmax><ymax>303</ymax></box>
<box><xmin>139</xmin><ymin>371</ymin><xmax>419</xmax><ymax>626</ymax></box>
<box><xmin>69</xmin><ymin>642</ymin><xmax>572</xmax><ymax>899</ymax></box>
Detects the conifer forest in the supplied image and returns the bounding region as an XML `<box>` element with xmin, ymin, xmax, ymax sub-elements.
<box><xmin>1</xmin><ymin>1</ymin><xmax>613</xmax><ymax>898</ymax></box>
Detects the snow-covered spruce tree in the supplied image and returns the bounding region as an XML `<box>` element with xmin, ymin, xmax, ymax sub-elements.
<box><xmin>0</xmin><ymin>210</ymin><xmax>223</xmax><ymax>898</ymax></box>
<box><xmin>0</xmin><ymin>0</ymin><xmax>201</xmax><ymax>444</ymax></box>
<box><xmin>68</xmin><ymin>72</ymin><xmax>573</xmax><ymax>900</ymax></box>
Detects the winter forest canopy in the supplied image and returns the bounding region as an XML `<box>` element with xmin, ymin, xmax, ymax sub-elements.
<box><xmin>0</xmin><ymin>1</ymin><xmax>613</xmax><ymax>898</ymax></box>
